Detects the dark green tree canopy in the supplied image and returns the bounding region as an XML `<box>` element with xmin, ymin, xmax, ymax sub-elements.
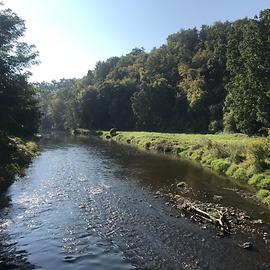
<box><xmin>37</xmin><ymin>9</ymin><xmax>270</xmax><ymax>136</ymax></box>
<box><xmin>0</xmin><ymin>4</ymin><xmax>40</xmax><ymax>136</ymax></box>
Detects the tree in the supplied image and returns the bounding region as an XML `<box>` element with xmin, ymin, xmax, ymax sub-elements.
<box><xmin>0</xmin><ymin>4</ymin><xmax>40</xmax><ymax>136</ymax></box>
<box><xmin>132</xmin><ymin>78</ymin><xmax>176</xmax><ymax>131</ymax></box>
<box><xmin>225</xmin><ymin>12</ymin><xmax>270</xmax><ymax>134</ymax></box>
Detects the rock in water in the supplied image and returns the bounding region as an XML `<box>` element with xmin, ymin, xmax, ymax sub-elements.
<box><xmin>239</xmin><ymin>242</ymin><xmax>253</xmax><ymax>249</ymax></box>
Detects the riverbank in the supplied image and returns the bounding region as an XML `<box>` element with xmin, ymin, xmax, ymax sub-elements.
<box><xmin>2</xmin><ymin>134</ymin><xmax>270</xmax><ymax>269</ymax></box>
<box><xmin>0</xmin><ymin>134</ymin><xmax>39</xmax><ymax>192</ymax></box>
<box><xmin>92</xmin><ymin>130</ymin><xmax>270</xmax><ymax>206</ymax></box>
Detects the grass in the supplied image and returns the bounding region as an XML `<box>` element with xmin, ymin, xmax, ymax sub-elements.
<box><xmin>97</xmin><ymin>130</ymin><xmax>270</xmax><ymax>206</ymax></box>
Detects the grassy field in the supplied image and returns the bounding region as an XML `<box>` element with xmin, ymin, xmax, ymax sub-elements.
<box><xmin>99</xmin><ymin>130</ymin><xmax>270</xmax><ymax>206</ymax></box>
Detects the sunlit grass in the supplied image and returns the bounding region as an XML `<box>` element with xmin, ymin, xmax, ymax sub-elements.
<box><xmin>98</xmin><ymin>130</ymin><xmax>270</xmax><ymax>206</ymax></box>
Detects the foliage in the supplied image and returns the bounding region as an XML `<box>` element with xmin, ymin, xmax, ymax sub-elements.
<box><xmin>0</xmin><ymin>4</ymin><xmax>40</xmax><ymax>137</ymax></box>
<box><xmin>0</xmin><ymin>133</ymin><xmax>38</xmax><ymax>190</ymax></box>
<box><xmin>98</xmin><ymin>130</ymin><xmax>270</xmax><ymax>204</ymax></box>
<box><xmin>224</xmin><ymin>11</ymin><xmax>270</xmax><ymax>135</ymax></box>
<box><xmin>32</xmin><ymin>9</ymin><xmax>270</xmax><ymax>139</ymax></box>
<box><xmin>257</xmin><ymin>177</ymin><xmax>270</xmax><ymax>189</ymax></box>
<box><xmin>37</xmin><ymin>10</ymin><xmax>270</xmax><ymax>137</ymax></box>
<box><xmin>211</xmin><ymin>159</ymin><xmax>230</xmax><ymax>173</ymax></box>
<box><xmin>248</xmin><ymin>174</ymin><xmax>265</xmax><ymax>186</ymax></box>
<box><xmin>0</xmin><ymin>4</ymin><xmax>40</xmax><ymax>190</ymax></box>
<box><xmin>256</xmin><ymin>189</ymin><xmax>270</xmax><ymax>205</ymax></box>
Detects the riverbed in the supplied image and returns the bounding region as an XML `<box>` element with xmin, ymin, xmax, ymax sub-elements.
<box><xmin>0</xmin><ymin>134</ymin><xmax>269</xmax><ymax>269</ymax></box>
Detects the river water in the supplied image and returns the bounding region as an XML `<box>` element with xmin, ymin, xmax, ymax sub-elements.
<box><xmin>0</xmin><ymin>135</ymin><xmax>269</xmax><ymax>269</ymax></box>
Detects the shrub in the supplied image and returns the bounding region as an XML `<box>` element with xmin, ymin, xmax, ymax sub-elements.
<box><xmin>211</xmin><ymin>159</ymin><xmax>231</xmax><ymax>173</ymax></box>
<box><xmin>227</xmin><ymin>145</ymin><xmax>246</xmax><ymax>164</ymax></box>
<box><xmin>246</xmin><ymin>165</ymin><xmax>257</xmax><ymax>177</ymax></box>
<box><xmin>247</xmin><ymin>143</ymin><xmax>268</xmax><ymax>172</ymax></box>
<box><xmin>145</xmin><ymin>142</ymin><xmax>151</xmax><ymax>150</ymax></box>
<box><xmin>0</xmin><ymin>135</ymin><xmax>38</xmax><ymax>190</ymax></box>
<box><xmin>156</xmin><ymin>144</ymin><xmax>164</xmax><ymax>152</ymax></box>
<box><xmin>109</xmin><ymin>128</ymin><xmax>117</xmax><ymax>137</ymax></box>
<box><xmin>191</xmin><ymin>151</ymin><xmax>203</xmax><ymax>161</ymax></box>
<box><xmin>164</xmin><ymin>146</ymin><xmax>173</xmax><ymax>153</ymax></box>
<box><xmin>226</xmin><ymin>163</ymin><xmax>239</xmax><ymax>177</ymax></box>
<box><xmin>176</xmin><ymin>146</ymin><xmax>189</xmax><ymax>155</ymax></box>
<box><xmin>178</xmin><ymin>150</ymin><xmax>188</xmax><ymax>158</ymax></box>
<box><xmin>208</xmin><ymin>120</ymin><xmax>221</xmax><ymax>134</ymax></box>
<box><xmin>248</xmin><ymin>174</ymin><xmax>265</xmax><ymax>186</ymax></box>
<box><xmin>205</xmin><ymin>141</ymin><xmax>229</xmax><ymax>159</ymax></box>
<box><xmin>263</xmin><ymin>195</ymin><xmax>270</xmax><ymax>205</ymax></box>
<box><xmin>257</xmin><ymin>177</ymin><xmax>270</xmax><ymax>189</ymax></box>
<box><xmin>232</xmin><ymin>167</ymin><xmax>249</xmax><ymax>183</ymax></box>
<box><xmin>256</xmin><ymin>189</ymin><xmax>270</xmax><ymax>200</ymax></box>
<box><xmin>201</xmin><ymin>154</ymin><xmax>213</xmax><ymax>165</ymax></box>
<box><xmin>190</xmin><ymin>144</ymin><xmax>203</xmax><ymax>151</ymax></box>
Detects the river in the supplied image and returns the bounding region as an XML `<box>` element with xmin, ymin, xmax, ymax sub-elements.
<box><xmin>0</xmin><ymin>134</ymin><xmax>269</xmax><ymax>269</ymax></box>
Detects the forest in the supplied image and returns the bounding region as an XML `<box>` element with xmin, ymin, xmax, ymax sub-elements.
<box><xmin>37</xmin><ymin>9</ymin><xmax>270</xmax><ymax>136</ymax></box>
<box><xmin>1</xmin><ymin>6</ymin><xmax>270</xmax><ymax>191</ymax></box>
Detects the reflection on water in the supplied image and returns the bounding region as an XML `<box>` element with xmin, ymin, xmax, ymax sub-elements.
<box><xmin>0</xmin><ymin>134</ymin><xmax>269</xmax><ymax>269</ymax></box>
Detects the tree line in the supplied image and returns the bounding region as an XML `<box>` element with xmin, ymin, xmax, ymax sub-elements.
<box><xmin>38</xmin><ymin>9</ymin><xmax>270</xmax><ymax>136</ymax></box>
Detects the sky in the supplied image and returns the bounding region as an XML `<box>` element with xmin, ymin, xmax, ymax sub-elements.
<box><xmin>3</xmin><ymin>0</ymin><xmax>270</xmax><ymax>82</ymax></box>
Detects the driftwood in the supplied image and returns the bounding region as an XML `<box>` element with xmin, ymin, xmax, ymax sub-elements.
<box><xmin>184</xmin><ymin>203</ymin><xmax>230</xmax><ymax>234</ymax></box>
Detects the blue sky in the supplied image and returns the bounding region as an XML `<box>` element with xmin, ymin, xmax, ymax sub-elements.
<box><xmin>4</xmin><ymin>0</ymin><xmax>270</xmax><ymax>82</ymax></box>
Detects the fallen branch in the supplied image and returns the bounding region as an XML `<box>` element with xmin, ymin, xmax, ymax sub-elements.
<box><xmin>184</xmin><ymin>203</ymin><xmax>231</xmax><ymax>234</ymax></box>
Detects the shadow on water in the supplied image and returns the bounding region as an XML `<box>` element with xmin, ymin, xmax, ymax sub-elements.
<box><xmin>83</xmin><ymin>136</ymin><xmax>270</xmax><ymax>217</ymax></box>
<box><xmin>0</xmin><ymin>133</ymin><xmax>269</xmax><ymax>269</ymax></box>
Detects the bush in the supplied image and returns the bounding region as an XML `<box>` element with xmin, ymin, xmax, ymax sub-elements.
<box><xmin>109</xmin><ymin>128</ymin><xmax>117</xmax><ymax>137</ymax></box>
<box><xmin>144</xmin><ymin>142</ymin><xmax>151</xmax><ymax>150</ymax></box>
<box><xmin>206</xmin><ymin>141</ymin><xmax>229</xmax><ymax>159</ymax></box>
<box><xmin>226</xmin><ymin>163</ymin><xmax>239</xmax><ymax>177</ymax></box>
<box><xmin>263</xmin><ymin>195</ymin><xmax>270</xmax><ymax>205</ymax></box>
<box><xmin>256</xmin><ymin>189</ymin><xmax>270</xmax><ymax>200</ymax></box>
<box><xmin>248</xmin><ymin>174</ymin><xmax>265</xmax><ymax>186</ymax></box>
<box><xmin>176</xmin><ymin>146</ymin><xmax>189</xmax><ymax>155</ymax></box>
<box><xmin>232</xmin><ymin>167</ymin><xmax>249</xmax><ymax>183</ymax></box>
<box><xmin>201</xmin><ymin>154</ymin><xmax>213</xmax><ymax>165</ymax></box>
<box><xmin>211</xmin><ymin>159</ymin><xmax>231</xmax><ymax>173</ymax></box>
<box><xmin>247</xmin><ymin>143</ymin><xmax>268</xmax><ymax>172</ymax></box>
<box><xmin>256</xmin><ymin>189</ymin><xmax>270</xmax><ymax>205</ymax></box>
<box><xmin>0</xmin><ymin>135</ymin><xmax>38</xmax><ymax>190</ymax></box>
<box><xmin>190</xmin><ymin>144</ymin><xmax>203</xmax><ymax>151</ymax></box>
<box><xmin>208</xmin><ymin>120</ymin><xmax>221</xmax><ymax>134</ymax></box>
<box><xmin>227</xmin><ymin>145</ymin><xmax>246</xmax><ymax>163</ymax></box>
<box><xmin>257</xmin><ymin>177</ymin><xmax>270</xmax><ymax>189</ymax></box>
<box><xmin>191</xmin><ymin>151</ymin><xmax>203</xmax><ymax>161</ymax></box>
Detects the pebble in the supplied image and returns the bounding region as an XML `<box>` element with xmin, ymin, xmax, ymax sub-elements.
<box><xmin>239</xmin><ymin>242</ymin><xmax>253</xmax><ymax>249</ymax></box>
<box><xmin>213</xmin><ymin>195</ymin><xmax>223</xmax><ymax>201</ymax></box>
<box><xmin>252</xmin><ymin>219</ymin><xmax>263</xmax><ymax>224</ymax></box>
